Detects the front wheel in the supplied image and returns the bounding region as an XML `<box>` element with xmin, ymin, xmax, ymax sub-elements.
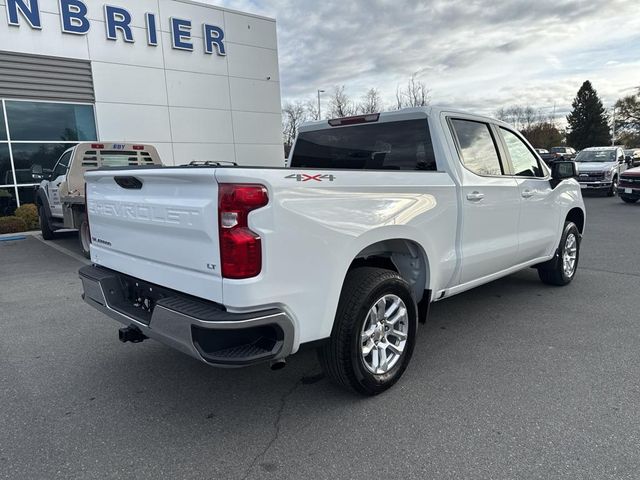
<box><xmin>607</xmin><ymin>176</ymin><xmax>618</xmax><ymax>197</ymax></box>
<box><xmin>538</xmin><ymin>222</ymin><xmax>580</xmax><ymax>286</ymax></box>
<box><xmin>39</xmin><ymin>206</ymin><xmax>55</xmax><ymax>240</ymax></box>
<box><xmin>317</xmin><ymin>267</ymin><xmax>418</xmax><ymax>396</ymax></box>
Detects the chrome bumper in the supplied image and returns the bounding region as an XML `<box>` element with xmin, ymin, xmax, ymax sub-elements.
<box><xmin>79</xmin><ymin>265</ymin><xmax>294</xmax><ymax>367</ymax></box>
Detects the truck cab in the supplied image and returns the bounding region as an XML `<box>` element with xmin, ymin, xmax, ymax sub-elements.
<box><xmin>35</xmin><ymin>142</ymin><xmax>162</xmax><ymax>256</ymax></box>
<box><xmin>575</xmin><ymin>146</ymin><xmax>627</xmax><ymax>196</ymax></box>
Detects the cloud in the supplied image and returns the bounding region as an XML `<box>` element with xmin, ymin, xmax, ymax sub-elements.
<box><xmin>210</xmin><ymin>0</ymin><xmax>640</xmax><ymax>119</ymax></box>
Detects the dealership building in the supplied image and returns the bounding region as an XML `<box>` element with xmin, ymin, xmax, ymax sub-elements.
<box><xmin>0</xmin><ymin>0</ymin><xmax>283</xmax><ymax>216</ymax></box>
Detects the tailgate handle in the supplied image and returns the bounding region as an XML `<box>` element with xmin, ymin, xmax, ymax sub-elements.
<box><xmin>114</xmin><ymin>176</ymin><xmax>143</xmax><ymax>190</ymax></box>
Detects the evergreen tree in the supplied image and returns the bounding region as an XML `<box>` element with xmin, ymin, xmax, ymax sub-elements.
<box><xmin>566</xmin><ymin>81</ymin><xmax>611</xmax><ymax>149</ymax></box>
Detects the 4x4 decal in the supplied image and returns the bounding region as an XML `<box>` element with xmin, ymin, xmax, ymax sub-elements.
<box><xmin>285</xmin><ymin>173</ymin><xmax>336</xmax><ymax>182</ymax></box>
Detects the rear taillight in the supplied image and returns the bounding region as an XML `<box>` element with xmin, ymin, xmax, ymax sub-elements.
<box><xmin>91</xmin><ymin>144</ymin><xmax>105</xmax><ymax>149</ymax></box>
<box><xmin>218</xmin><ymin>184</ymin><xmax>269</xmax><ymax>279</ymax></box>
<box><xmin>132</xmin><ymin>145</ymin><xmax>144</xmax><ymax>150</ymax></box>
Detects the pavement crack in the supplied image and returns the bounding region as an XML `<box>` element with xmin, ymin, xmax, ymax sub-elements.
<box><xmin>581</xmin><ymin>267</ymin><xmax>640</xmax><ymax>278</ymax></box>
<box><xmin>239</xmin><ymin>377</ymin><xmax>303</xmax><ymax>480</ymax></box>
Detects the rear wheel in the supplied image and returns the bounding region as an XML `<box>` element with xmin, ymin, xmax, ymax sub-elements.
<box><xmin>621</xmin><ymin>196</ymin><xmax>638</xmax><ymax>204</ymax></box>
<box><xmin>39</xmin><ymin>205</ymin><xmax>55</xmax><ymax>240</ymax></box>
<box><xmin>79</xmin><ymin>214</ymin><xmax>90</xmax><ymax>258</ymax></box>
<box><xmin>607</xmin><ymin>176</ymin><xmax>618</xmax><ymax>197</ymax></box>
<box><xmin>318</xmin><ymin>267</ymin><xmax>418</xmax><ymax>396</ymax></box>
<box><xmin>538</xmin><ymin>221</ymin><xmax>580</xmax><ymax>286</ymax></box>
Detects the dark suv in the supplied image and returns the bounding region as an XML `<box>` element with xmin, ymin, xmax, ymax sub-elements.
<box><xmin>619</xmin><ymin>166</ymin><xmax>640</xmax><ymax>203</ymax></box>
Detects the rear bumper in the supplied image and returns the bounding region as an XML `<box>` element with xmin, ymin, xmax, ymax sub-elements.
<box><xmin>79</xmin><ymin>265</ymin><xmax>295</xmax><ymax>367</ymax></box>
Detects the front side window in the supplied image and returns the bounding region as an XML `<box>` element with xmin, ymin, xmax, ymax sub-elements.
<box><xmin>53</xmin><ymin>151</ymin><xmax>72</xmax><ymax>177</ymax></box>
<box><xmin>500</xmin><ymin>128</ymin><xmax>544</xmax><ymax>177</ymax></box>
<box><xmin>290</xmin><ymin>119</ymin><xmax>436</xmax><ymax>171</ymax></box>
<box><xmin>450</xmin><ymin>119</ymin><xmax>502</xmax><ymax>176</ymax></box>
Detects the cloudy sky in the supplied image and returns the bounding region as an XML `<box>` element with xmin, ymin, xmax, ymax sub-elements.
<box><xmin>214</xmin><ymin>0</ymin><xmax>640</xmax><ymax>120</ymax></box>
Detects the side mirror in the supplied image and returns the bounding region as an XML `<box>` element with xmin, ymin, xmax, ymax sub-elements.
<box><xmin>31</xmin><ymin>164</ymin><xmax>44</xmax><ymax>181</ymax></box>
<box><xmin>550</xmin><ymin>161</ymin><xmax>577</xmax><ymax>188</ymax></box>
<box><xmin>625</xmin><ymin>155</ymin><xmax>632</xmax><ymax>164</ymax></box>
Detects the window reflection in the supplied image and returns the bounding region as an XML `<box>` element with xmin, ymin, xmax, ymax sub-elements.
<box><xmin>0</xmin><ymin>187</ymin><xmax>17</xmax><ymax>216</ymax></box>
<box><xmin>11</xmin><ymin>143</ymin><xmax>75</xmax><ymax>184</ymax></box>
<box><xmin>0</xmin><ymin>144</ymin><xmax>13</xmax><ymax>185</ymax></box>
<box><xmin>17</xmin><ymin>186</ymin><xmax>38</xmax><ymax>206</ymax></box>
<box><xmin>6</xmin><ymin>101</ymin><xmax>96</xmax><ymax>141</ymax></box>
<box><xmin>0</xmin><ymin>108</ymin><xmax>6</xmax><ymax>141</ymax></box>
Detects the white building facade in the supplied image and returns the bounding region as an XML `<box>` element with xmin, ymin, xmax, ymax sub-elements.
<box><xmin>0</xmin><ymin>0</ymin><xmax>282</xmax><ymax>214</ymax></box>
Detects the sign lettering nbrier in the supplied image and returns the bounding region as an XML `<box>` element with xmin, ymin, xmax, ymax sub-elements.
<box><xmin>4</xmin><ymin>0</ymin><xmax>226</xmax><ymax>56</ymax></box>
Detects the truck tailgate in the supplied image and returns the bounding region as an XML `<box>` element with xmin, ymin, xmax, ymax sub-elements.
<box><xmin>85</xmin><ymin>168</ymin><xmax>222</xmax><ymax>303</ymax></box>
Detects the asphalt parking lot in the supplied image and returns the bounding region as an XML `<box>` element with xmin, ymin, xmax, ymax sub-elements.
<box><xmin>1</xmin><ymin>195</ymin><xmax>639</xmax><ymax>480</ymax></box>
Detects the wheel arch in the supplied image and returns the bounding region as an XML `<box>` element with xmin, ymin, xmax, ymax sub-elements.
<box><xmin>566</xmin><ymin>207</ymin><xmax>585</xmax><ymax>234</ymax></box>
<box><xmin>35</xmin><ymin>188</ymin><xmax>52</xmax><ymax>218</ymax></box>
<box><xmin>348</xmin><ymin>238</ymin><xmax>431</xmax><ymax>304</ymax></box>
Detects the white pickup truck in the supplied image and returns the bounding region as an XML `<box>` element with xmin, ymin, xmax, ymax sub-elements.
<box><xmin>34</xmin><ymin>142</ymin><xmax>162</xmax><ymax>257</ymax></box>
<box><xmin>79</xmin><ymin>107</ymin><xmax>585</xmax><ymax>395</ymax></box>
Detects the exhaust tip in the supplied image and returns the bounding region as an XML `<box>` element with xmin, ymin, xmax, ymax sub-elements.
<box><xmin>270</xmin><ymin>359</ymin><xmax>286</xmax><ymax>371</ymax></box>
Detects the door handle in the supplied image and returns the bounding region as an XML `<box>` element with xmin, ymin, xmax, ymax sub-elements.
<box><xmin>521</xmin><ymin>189</ymin><xmax>535</xmax><ymax>199</ymax></box>
<box><xmin>466</xmin><ymin>191</ymin><xmax>485</xmax><ymax>202</ymax></box>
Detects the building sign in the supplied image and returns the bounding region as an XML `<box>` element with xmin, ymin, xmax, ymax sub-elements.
<box><xmin>4</xmin><ymin>0</ymin><xmax>226</xmax><ymax>55</ymax></box>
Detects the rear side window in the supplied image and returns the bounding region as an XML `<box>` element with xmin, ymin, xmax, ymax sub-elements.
<box><xmin>290</xmin><ymin>119</ymin><xmax>436</xmax><ymax>170</ymax></box>
<box><xmin>450</xmin><ymin>119</ymin><xmax>502</xmax><ymax>176</ymax></box>
<box><xmin>500</xmin><ymin>128</ymin><xmax>544</xmax><ymax>177</ymax></box>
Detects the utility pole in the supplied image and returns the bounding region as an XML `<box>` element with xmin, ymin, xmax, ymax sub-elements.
<box><xmin>317</xmin><ymin>89</ymin><xmax>325</xmax><ymax>120</ymax></box>
<box><xmin>611</xmin><ymin>106</ymin><xmax>617</xmax><ymax>147</ymax></box>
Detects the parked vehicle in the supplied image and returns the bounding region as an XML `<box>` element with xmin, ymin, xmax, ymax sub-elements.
<box><xmin>574</xmin><ymin>146</ymin><xmax>628</xmax><ymax>196</ymax></box>
<box><xmin>537</xmin><ymin>149</ymin><xmax>558</xmax><ymax>165</ymax></box>
<box><xmin>79</xmin><ymin>108</ymin><xmax>585</xmax><ymax>395</ymax></box>
<box><xmin>619</xmin><ymin>166</ymin><xmax>640</xmax><ymax>203</ymax></box>
<box><xmin>624</xmin><ymin>149</ymin><xmax>640</xmax><ymax>167</ymax></box>
<box><xmin>34</xmin><ymin>143</ymin><xmax>162</xmax><ymax>257</ymax></box>
<box><xmin>550</xmin><ymin>146</ymin><xmax>577</xmax><ymax>161</ymax></box>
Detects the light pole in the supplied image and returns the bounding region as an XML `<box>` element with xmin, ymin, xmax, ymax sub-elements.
<box><xmin>612</xmin><ymin>106</ymin><xmax>617</xmax><ymax>147</ymax></box>
<box><xmin>317</xmin><ymin>89</ymin><xmax>325</xmax><ymax>120</ymax></box>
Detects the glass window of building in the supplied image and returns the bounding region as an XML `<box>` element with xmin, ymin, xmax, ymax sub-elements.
<box><xmin>0</xmin><ymin>100</ymin><xmax>97</xmax><ymax>217</ymax></box>
<box><xmin>11</xmin><ymin>144</ymin><xmax>72</xmax><ymax>183</ymax></box>
<box><xmin>0</xmin><ymin>108</ymin><xmax>6</xmax><ymax>141</ymax></box>
<box><xmin>0</xmin><ymin>187</ymin><xmax>17</xmax><ymax>216</ymax></box>
<box><xmin>5</xmin><ymin>101</ymin><xmax>97</xmax><ymax>142</ymax></box>
<box><xmin>0</xmin><ymin>144</ymin><xmax>12</xmax><ymax>186</ymax></box>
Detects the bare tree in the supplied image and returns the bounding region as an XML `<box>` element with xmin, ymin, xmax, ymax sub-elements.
<box><xmin>395</xmin><ymin>74</ymin><xmax>431</xmax><ymax>109</ymax></box>
<box><xmin>305</xmin><ymin>99</ymin><xmax>320</xmax><ymax>121</ymax></box>
<box><xmin>358</xmin><ymin>88</ymin><xmax>383</xmax><ymax>114</ymax></box>
<box><xmin>495</xmin><ymin>105</ymin><xmax>546</xmax><ymax>131</ymax></box>
<box><xmin>282</xmin><ymin>101</ymin><xmax>307</xmax><ymax>150</ymax></box>
<box><xmin>329</xmin><ymin>85</ymin><xmax>355</xmax><ymax>118</ymax></box>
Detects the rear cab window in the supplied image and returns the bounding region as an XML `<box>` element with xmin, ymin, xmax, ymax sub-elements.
<box><xmin>290</xmin><ymin>119</ymin><xmax>436</xmax><ymax>171</ymax></box>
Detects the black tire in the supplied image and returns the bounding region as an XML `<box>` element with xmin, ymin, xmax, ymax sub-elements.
<box><xmin>39</xmin><ymin>205</ymin><xmax>55</xmax><ymax>240</ymax></box>
<box><xmin>607</xmin><ymin>176</ymin><xmax>618</xmax><ymax>197</ymax></box>
<box><xmin>538</xmin><ymin>221</ymin><xmax>580</xmax><ymax>286</ymax></box>
<box><xmin>317</xmin><ymin>267</ymin><xmax>418</xmax><ymax>396</ymax></box>
<box><xmin>621</xmin><ymin>196</ymin><xmax>638</xmax><ymax>204</ymax></box>
<box><xmin>79</xmin><ymin>214</ymin><xmax>90</xmax><ymax>258</ymax></box>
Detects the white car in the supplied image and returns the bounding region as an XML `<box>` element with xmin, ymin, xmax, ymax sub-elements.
<box><xmin>79</xmin><ymin>107</ymin><xmax>585</xmax><ymax>395</ymax></box>
<box><xmin>34</xmin><ymin>143</ymin><xmax>162</xmax><ymax>256</ymax></box>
